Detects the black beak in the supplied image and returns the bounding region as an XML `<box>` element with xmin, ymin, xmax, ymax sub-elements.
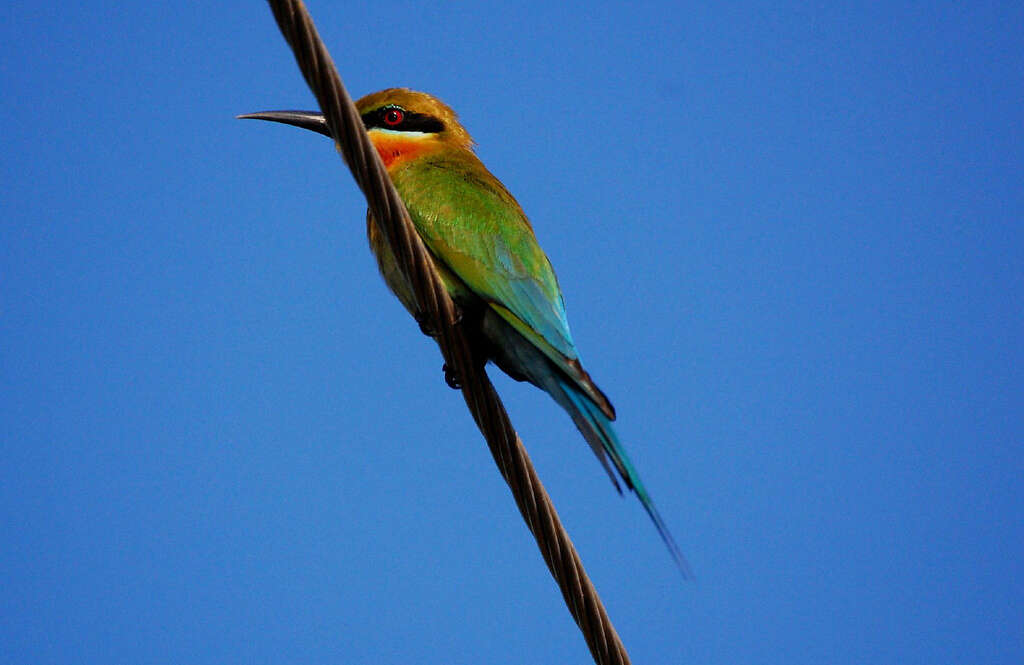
<box><xmin>236</xmin><ymin>110</ymin><xmax>331</xmax><ymax>137</ymax></box>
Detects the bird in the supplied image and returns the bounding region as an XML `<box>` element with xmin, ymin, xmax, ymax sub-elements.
<box><xmin>239</xmin><ymin>89</ymin><xmax>691</xmax><ymax>577</ymax></box>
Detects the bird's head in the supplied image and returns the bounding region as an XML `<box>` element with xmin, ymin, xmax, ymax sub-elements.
<box><xmin>238</xmin><ymin>88</ymin><xmax>473</xmax><ymax>168</ymax></box>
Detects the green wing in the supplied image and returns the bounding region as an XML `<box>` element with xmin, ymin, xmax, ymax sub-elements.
<box><xmin>388</xmin><ymin>151</ymin><xmax>614</xmax><ymax>418</ymax></box>
<box><xmin>391</xmin><ymin>152</ymin><xmax>578</xmax><ymax>359</ymax></box>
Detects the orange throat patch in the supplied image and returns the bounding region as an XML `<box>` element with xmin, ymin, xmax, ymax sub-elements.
<box><xmin>369</xmin><ymin>132</ymin><xmax>437</xmax><ymax>169</ymax></box>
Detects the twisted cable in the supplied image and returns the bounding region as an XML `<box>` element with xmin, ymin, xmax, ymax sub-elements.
<box><xmin>262</xmin><ymin>2</ymin><xmax>631</xmax><ymax>662</ymax></box>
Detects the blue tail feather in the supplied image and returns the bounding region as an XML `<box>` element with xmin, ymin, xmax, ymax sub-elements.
<box><xmin>557</xmin><ymin>378</ymin><xmax>694</xmax><ymax>579</ymax></box>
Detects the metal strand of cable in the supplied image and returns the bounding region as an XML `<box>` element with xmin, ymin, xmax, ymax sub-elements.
<box><xmin>262</xmin><ymin>2</ymin><xmax>630</xmax><ymax>663</ymax></box>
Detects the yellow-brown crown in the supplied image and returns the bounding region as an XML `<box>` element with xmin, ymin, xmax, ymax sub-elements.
<box><xmin>355</xmin><ymin>88</ymin><xmax>474</xmax><ymax>150</ymax></box>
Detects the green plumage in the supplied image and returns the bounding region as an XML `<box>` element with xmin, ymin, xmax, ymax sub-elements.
<box><xmin>393</xmin><ymin>151</ymin><xmax>575</xmax><ymax>356</ymax></box>
<box><xmin>373</xmin><ymin>150</ymin><xmax>691</xmax><ymax>576</ymax></box>
<box><xmin>371</xmin><ymin>148</ymin><xmax>617</xmax><ymax>418</ymax></box>
<box><xmin>239</xmin><ymin>95</ymin><xmax>692</xmax><ymax>577</ymax></box>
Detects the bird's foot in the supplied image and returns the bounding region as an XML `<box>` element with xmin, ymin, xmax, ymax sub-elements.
<box><xmin>415</xmin><ymin>307</ymin><xmax>463</xmax><ymax>337</ymax></box>
<box><xmin>442</xmin><ymin>363</ymin><xmax>462</xmax><ymax>390</ymax></box>
<box><xmin>414</xmin><ymin>311</ymin><xmax>437</xmax><ymax>337</ymax></box>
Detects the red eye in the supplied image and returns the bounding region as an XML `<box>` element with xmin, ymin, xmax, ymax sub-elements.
<box><xmin>383</xmin><ymin>108</ymin><xmax>404</xmax><ymax>126</ymax></box>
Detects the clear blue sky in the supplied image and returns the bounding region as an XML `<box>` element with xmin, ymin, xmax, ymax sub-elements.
<box><xmin>2</xmin><ymin>2</ymin><xmax>1022</xmax><ymax>663</ymax></box>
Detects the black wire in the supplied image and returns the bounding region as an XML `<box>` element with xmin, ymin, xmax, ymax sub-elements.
<box><xmin>261</xmin><ymin>2</ymin><xmax>632</xmax><ymax>663</ymax></box>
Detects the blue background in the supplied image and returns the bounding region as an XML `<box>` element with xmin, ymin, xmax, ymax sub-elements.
<box><xmin>2</xmin><ymin>2</ymin><xmax>1022</xmax><ymax>663</ymax></box>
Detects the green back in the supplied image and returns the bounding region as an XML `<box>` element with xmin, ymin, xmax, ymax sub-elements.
<box><xmin>389</xmin><ymin>151</ymin><xmax>580</xmax><ymax>364</ymax></box>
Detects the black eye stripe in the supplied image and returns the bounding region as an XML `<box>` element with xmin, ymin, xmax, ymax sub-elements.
<box><xmin>361</xmin><ymin>106</ymin><xmax>444</xmax><ymax>134</ymax></box>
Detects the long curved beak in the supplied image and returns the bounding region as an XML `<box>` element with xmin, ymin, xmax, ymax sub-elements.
<box><xmin>236</xmin><ymin>110</ymin><xmax>331</xmax><ymax>137</ymax></box>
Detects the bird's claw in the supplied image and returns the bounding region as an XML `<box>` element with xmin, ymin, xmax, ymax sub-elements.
<box><xmin>443</xmin><ymin>363</ymin><xmax>462</xmax><ymax>390</ymax></box>
<box><xmin>414</xmin><ymin>311</ymin><xmax>436</xmax><ymax>337</ymax></box>
<box><xmin>415</xmin><ymin>307</ymin><xmax>464</xmax><ymax>337</ymax></box>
